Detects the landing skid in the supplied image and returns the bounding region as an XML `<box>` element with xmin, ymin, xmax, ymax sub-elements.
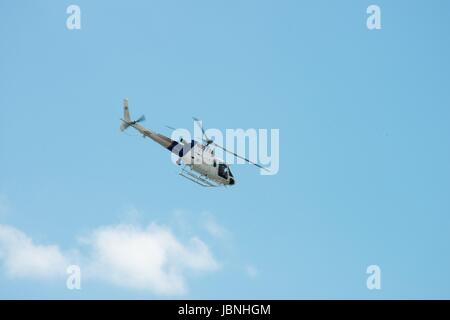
<box><xmin>179</xmin><ymin>166</ymin><xmax>222</xmax><ymax>187</ymax></box>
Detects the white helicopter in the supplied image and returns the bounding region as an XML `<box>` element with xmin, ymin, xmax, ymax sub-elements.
<box><xmin>120</xmin><ymin>99</ymin><xmax>267</xmax><ymax>187</ymax></box>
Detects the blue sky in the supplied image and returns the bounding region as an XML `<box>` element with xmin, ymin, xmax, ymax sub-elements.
<box><xmin>1</xmin><ymin>0</ymin><xmax>450</xmax><ymax>299</ymax></box>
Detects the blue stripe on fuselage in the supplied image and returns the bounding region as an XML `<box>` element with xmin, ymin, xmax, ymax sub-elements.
<box><xmin>167</xmin><ymin>140</ymin><xmax>197</xmax><ymax>157</ymax></box>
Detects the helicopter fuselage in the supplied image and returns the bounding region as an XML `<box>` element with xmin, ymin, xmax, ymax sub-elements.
<box><xmin>126</xmin><ymin>121</ymin><xmax>235</xmax><ymax>187</ymax></box>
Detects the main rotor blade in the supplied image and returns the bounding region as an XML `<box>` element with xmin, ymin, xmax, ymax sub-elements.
<box><xmin>165</xmin><ymin>125</ymin><xmax>176</xmax><ymax>131</ymax></box>
<box><xmin>192</xmin><ymin>117</ymin><xmax>211</xmax><ymax>142</ymax></box>
<box><xmin>212</xmin><ymin>143</ymin><xmax>270</xmax><ymax>172</ymax></box>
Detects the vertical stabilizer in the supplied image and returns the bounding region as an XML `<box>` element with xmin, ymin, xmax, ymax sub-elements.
<box><xmin>120</xmin><ymin>98</ymin><xmax>132</xmax><ymax>131</ymax></box>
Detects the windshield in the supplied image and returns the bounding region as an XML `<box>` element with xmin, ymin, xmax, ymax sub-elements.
<box><xmin>228</xmin><ymin>167</ymin><xmax>233</xmax><ymax>177</ymax></box>
<box><xmin>218</xmin><ymin>164</ymin><xmax>230</xmax><ymax>179</ymax></box>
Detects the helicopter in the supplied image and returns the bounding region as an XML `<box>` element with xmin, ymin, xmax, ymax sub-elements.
<box><xmin>120</xmin><ymin>99</ymin><xmax>267</xmax><ymax>187</ymax></box>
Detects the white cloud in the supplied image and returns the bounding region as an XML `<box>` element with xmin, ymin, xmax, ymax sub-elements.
<box><xmin>0</xmin><ymin>225</ymin><xmax>68</xmax><ymax>279</ymax></box>
<box><xmin>0</xmin><ymin>222</ymin><xmax>219</xmax><ymax>295</ymax></box>
<box><xmin>83</xmin><ymin>223</ymin><xmax>219</xmax><ymax>295</ymax></box>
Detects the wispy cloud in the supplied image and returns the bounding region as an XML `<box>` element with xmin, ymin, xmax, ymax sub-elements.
<box><xmin>245</xmin><ymin>264</ymin><xmax>259</xmax><ymax>279</ymax></box>
<box><xmin>202</xmin><ymin>213</ymin><xmax>231</xmax><ymax>241</ymax></box>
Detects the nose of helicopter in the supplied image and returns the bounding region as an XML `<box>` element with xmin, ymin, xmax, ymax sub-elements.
<box><xmin>229</xmin><ymin>178</ymin><xmax>235</xmax><ymax>185</ymax></box>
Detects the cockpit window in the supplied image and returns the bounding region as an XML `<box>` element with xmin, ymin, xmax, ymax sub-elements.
<box><xmin>218</xmin><ymin>163</ymin><xmax>229</xmax><ymax>179</ymax></box>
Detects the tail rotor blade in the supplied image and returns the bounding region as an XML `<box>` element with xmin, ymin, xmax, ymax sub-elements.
<box><xmin>135</xmin><ymin>115</ymin><xmax>145</xmax><ymax>123</ymax></box>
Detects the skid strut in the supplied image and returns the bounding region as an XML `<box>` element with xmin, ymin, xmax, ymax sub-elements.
<box><xmin>179</xmin><ymin>166</ymin><xmax>221</xmax><ymax>187</ymax></box>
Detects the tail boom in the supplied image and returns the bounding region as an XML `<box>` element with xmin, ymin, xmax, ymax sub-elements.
<box><xmin>120</xmin><ymin>98</ymin><xmax>180</xmax><ymax>151</ymax></box>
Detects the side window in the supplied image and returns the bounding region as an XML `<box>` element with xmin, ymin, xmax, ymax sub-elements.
<box><xmin>213</xmin><ymin>160</ymin><xmax>217</xmax><ymax>167</ymax></box>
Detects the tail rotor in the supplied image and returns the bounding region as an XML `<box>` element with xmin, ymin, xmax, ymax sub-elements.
<box><xmin>120</xmin><ymin>98</ymin><xmax>145</xmax><ymax>131</ymax></box>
